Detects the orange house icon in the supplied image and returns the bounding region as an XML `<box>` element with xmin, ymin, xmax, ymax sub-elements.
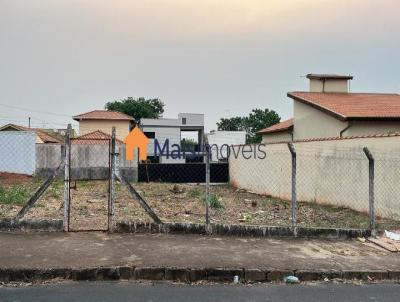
<box><xmin>123</xmin><ymin>127</ymin><xmax>149</xmax><ymax>161</ymax></box>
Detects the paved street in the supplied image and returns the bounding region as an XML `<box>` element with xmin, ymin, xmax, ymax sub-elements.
<box><xmin>1</xmin><ymin>282</ymin><xmax>400</xmax><ymax>302</ymax></box>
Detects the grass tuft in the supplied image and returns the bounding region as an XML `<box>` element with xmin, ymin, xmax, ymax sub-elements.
<box><xmin>0</xmin><ymin>185</ymin><xmax>30</xmax><ymax>206</ymax></box>
<box><xmin>203</xmin><ymin>193</ymin><xmax>224</xmax><ymax>209</ymax></box>
<box><xmin>187</xmin><ymin>187</ymin><xmax>202</xmax><ymax>198</ymax></box>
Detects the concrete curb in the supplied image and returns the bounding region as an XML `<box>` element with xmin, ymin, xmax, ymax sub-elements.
<box><xmin>0</xmin><ymin>219</ymin><xmax>371</xmax><ymax>239</ymax></box>
<box><xmin>0</xmin><ymin>267</ymin><xmax>398</xmax><ymax>284</ymax></box>
<box><xmin>115</xmin><ymin>221</ymin><xmax>371</xmax><ymax>239</ymax></box>
<box><xmin>0</xmin><ymin>219</ymin><xmax>63</xmax><ymax>232</ymax></box>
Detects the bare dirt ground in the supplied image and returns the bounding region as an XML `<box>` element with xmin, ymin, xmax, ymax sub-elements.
<box><xmin>127</xmin><ymin>183</ymin><xmax>400</xmax><ymax>230</ymax></box>
<box><xmin>1</xmin><ymin>173</ymin><xmax>400</xmax><ymax>230</ymax></box>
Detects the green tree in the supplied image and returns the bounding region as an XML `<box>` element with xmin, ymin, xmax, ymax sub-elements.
<box><xmin>181</xmin><ymin>138</ymin><xmax>197</xmax><ymax>151</ymax></box>
<box><xmin>217</xmin><ymin>109</ymin><xmax>280</xmax><ymax>144</ymax></box>
<box><xmin>105</xmin><ymin>97</ymin><xmax>165</xmax><ymax>121</ymax></box>
<box><xmin>216</xmin><ymin>117</ymin><xmax>245</xmax><ymax>131</ymax></box>
<box><xmin>245</xmin><ymin>109</ymin><xmax>281</xmax><ymax>143</ymax></box>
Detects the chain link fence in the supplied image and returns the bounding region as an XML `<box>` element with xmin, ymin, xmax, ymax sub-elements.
<box><xmin>295</xmin><ymin>147</ymin><xmax>369</xmax><ymax>229</ymax></box>
<box><xmin>217</xmin><ymin>144</ymin><xmax>292</xmax><ymax>226</ymax></box>
<box><xmin>0</xmin><ymin>131</ymin><xmax>63</xmax><ymax>220</ymax></box>
<box><xmin>68</xmin><ymin>137</ymin><xmax>111</xmax><ymax>231</ymax></box>
<box><xmin>1</xmin><ymin>127</ymin><xmax>400</xmax><ymax>234</ymax></box>
<box><xmin>227</xmin><ymin>143</ymin><xmax>400</xmax><ymax>231</ymax></box>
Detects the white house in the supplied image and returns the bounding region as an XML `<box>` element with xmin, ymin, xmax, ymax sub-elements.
<box><xmin>141</xmin><ymin>113</ymin><xmax>204</xmax><ymax>163</ymax></box>
<box><xmin>258</xmin><ymin>74</ymin><xmax>400</xmax><ymax>143</ymax></box>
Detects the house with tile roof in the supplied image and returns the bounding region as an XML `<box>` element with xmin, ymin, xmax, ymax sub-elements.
<box><xmin>258</xmin><ymin>74</ymin><xmax>400</xmax><ymax>143</ymax></box>
<box><xmin>73</xmin><ymin>110</ymin><xmax>134</xmax><ymax>141</ymax></box>
<box><xmin>0</xmin><ymin>124</ymin><xmax>62</xmax><ymax>144</ymax></box>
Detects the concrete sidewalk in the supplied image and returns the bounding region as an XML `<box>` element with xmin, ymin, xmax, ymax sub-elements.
<box><xmin>1</xmin><ymin>232</ymin><xmax>399</xmax><ymax>282</ymax></box>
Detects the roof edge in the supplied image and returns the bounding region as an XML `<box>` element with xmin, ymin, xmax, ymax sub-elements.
<box><xmin>258</xmin><ymin>127</ymin><xmax>293</xmax><ymax>134</ymax></box>
<box><xmin>257</xmin><ymin>123</ymin><xmax>294</xmax><ymax>134</ymax></box>
<box><xmin>72</xmin><ymin>110</ymin><xmax>134</xmax><ymax>121</ymax></box>
<box><xmin>306</xmin><ymin>74</ymin><xmax>353</xmax><ymax>80</ymax></box>
<box><xmin>287</xmin><ymin>92</ymin><xmax>348</xmax><ymax>121</ymax></box>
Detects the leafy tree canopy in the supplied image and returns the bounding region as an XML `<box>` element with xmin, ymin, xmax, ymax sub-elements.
<box><xmin>216</xmin><ymin>108</ymin><xmax>281</xmax><ymax>143</ymax></box>
<box><xmin>105</xmin><ymin>97</ymin><xmax>165</xmax><ymax>121</ymax></box>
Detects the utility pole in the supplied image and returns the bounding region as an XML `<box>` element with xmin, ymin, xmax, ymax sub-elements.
<box><xmin>28</xmin><ymin>117</ymin><xmax>31</xmax><ymax>128</ymax></box>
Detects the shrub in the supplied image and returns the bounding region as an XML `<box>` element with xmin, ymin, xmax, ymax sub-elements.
<box><xmin>203</xmin><ymin>193</ymin><xmax>224</xmax><ymax>209</ymax></box>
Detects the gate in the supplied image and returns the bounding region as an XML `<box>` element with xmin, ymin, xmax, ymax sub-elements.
<box><xmin>67</xmin><ymin>137</ymin><xmax>111</xmax><ymax>231</ymax></box>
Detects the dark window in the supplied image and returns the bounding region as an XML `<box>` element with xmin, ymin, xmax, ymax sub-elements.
<box><xmin>182</xmin><ymin>117</ymin><xmax>187</xmax><ymax>125</ymax></box>
<box><xmin>144</xmin><ymin>132</ymin><xmax>155</xmax><ymax>139</ymax></box>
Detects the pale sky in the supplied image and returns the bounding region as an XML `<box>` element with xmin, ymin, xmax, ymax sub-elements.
<box><xmin>1</xmin><ymin>0</ymin><xmax>399</xmax><ymax>132</ymax></box>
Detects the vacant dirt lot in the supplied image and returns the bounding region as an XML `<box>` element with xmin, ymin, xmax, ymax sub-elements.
<box><xmin>126</xmin><ymin>183</ymin><xmax>400</xmax><ymax>230</ymax></box>
<box><xmin>1</xmin><ymin>173</ymin><xmax>400</xmax><ymax>230</ymax></box>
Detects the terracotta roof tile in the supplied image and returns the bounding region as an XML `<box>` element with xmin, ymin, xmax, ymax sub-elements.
<box><xmin>0</xmin><ymin>123</ymin><xmax>62</xmax><ymax>143</ymax></box>
<box><xmin>257</xmin><ymin>119</ymin><xmax>293</xmax><ymax>134</ymax></box>
<box><xmin>73</xmin><ymin>110</ymin><xmax>134</xmax><ymax>121</ymax></box>
<box><xmin>72</xmin><ymin>130</ymin><xmax>123</xmax><ymax>145</ymax></box>
<box><xmin>288</xmin><ymin>92</ymin><xmax>400</xmax><ymax>121</ymax></box>
<box><xmin>35</xmin><ymin>130</ymin><xmax>63</xmax><ymax>143</ymax></box>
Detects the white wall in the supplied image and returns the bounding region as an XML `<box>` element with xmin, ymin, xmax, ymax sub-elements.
<box><xmin>142</xmin><ymin>126</ymin><xmax>181</xmax><ymax>158</ymax></box>
<box><xmin>344</xmin><ymin>121</ymin><xmax>400</xmax><ymax>137</ymax></box>
<box><xmin>141</xmin><ymin>118</ymin><xmax>180</xmax><ymax>127</ymax></box>
<box><xmin>229</xmin><ymin>136</ymin><xmax>400</xmax><ymax>220</ymax></box>
<box><xmin>0</xmin><ymin>131</ymin><xmax>36</xmax><ymax>175</ymax></box>
<box><xmin>208</xmin><ymin>131</ymin><xmax>246</xmax><ymax>161</ymax></box>
<box><xmin>178</xmin><ymin>113</ymin><xmax>204</xmax><ymax>126</ymax></box>
<box><xmin>78</xmin><ymin>120</ymin><xmax>131</xmax><ymax>140</ymax></box>
<box><xmin>36</xmin><ymin>144</ymin><xmax>62</xmax><ymax>169</ymax></box>
<box><xmin>261</xmin><ymin>131</ymin><xmax>293</xmax><ymax>144</ymax></box>
<box><xmin>309</xmin><ymin>79</ymin><xmax>349</xmax><ymax>93</ymax></box>
<box><xmin>35</xmin><ymin>144</ymin><xmax>137</xmax><ymax>169</ymax></box>
<box><xmin>293</xmin><ymin>100</ymin><xmax>347</xmax><ymax>140</ymax></box>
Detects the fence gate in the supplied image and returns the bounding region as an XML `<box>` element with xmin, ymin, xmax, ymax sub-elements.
<box><xmin>67</xmin><ymin>137</ymin><xmax>111</xmax><ymax>231</ymax></box>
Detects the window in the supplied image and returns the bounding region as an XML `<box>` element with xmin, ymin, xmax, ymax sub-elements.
<box><xmin>144</xmin><ymin>132</ymin><xmax>155</xmax><ymax>139</ymax></box>
<box><xmin>182</xmin><ymin>117</ymin><xmax>187</xmax><ymax>125</ymax></box>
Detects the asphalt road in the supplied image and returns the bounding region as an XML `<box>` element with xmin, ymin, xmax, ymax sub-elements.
<box><xmin>1</xmin><ymin>282</ymin><xmax>400</xmax><ymax>302</ymax></box>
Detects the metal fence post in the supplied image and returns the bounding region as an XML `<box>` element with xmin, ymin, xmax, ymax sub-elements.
<box><xmin>63</xmin><ymin>124</ymin><xmax>71</xmax><ymax>232</ymax></box>
<box><xmin>205</xmin><ymin>144</ymin><xmax>210</xmax><ymax>228</ymax></box>
<box><xmin>288</xmin><ymin>143</ymin><xmax>297</xmax><ymax>232</ymax></box>
<box><xmin>109</xmin><ymin>127</ymin><xmax>116</xmax><ymax>232</ymax></box>
<box><xmin>363</xmin><ymin>147</ymin><xmax>375</xmax><ymax>236</ymax></box>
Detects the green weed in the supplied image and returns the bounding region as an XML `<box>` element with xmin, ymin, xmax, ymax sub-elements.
<box><xmin>187</xmin><ymin>187</ymin><xmax>202</xmax><ymax>198</ymax></box>
<box><xmin>0</xmin><ymin>185</ymin><xmax>30</xmax><ymax>206</ymax></box>
<box><xmin>203</xmin><ymin>193</ymin><xmax>224</xmax><ymax>209</ymax></box>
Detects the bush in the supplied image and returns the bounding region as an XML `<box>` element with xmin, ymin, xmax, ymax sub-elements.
<box><xmin>203</xmin><ymin>193</ymin><xmax>224</xmax><ymax>209</ymax></box>
<box><xmin>0</xmin><ymin>185</ymin><xmax>30</xmax><ymax>206</ymax></box>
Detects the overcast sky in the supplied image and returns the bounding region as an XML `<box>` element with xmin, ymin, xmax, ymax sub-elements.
<box><xmin>1</xmin><ymin>0</ymin><xmax>399</xmax><ymax>132</ymax></box>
